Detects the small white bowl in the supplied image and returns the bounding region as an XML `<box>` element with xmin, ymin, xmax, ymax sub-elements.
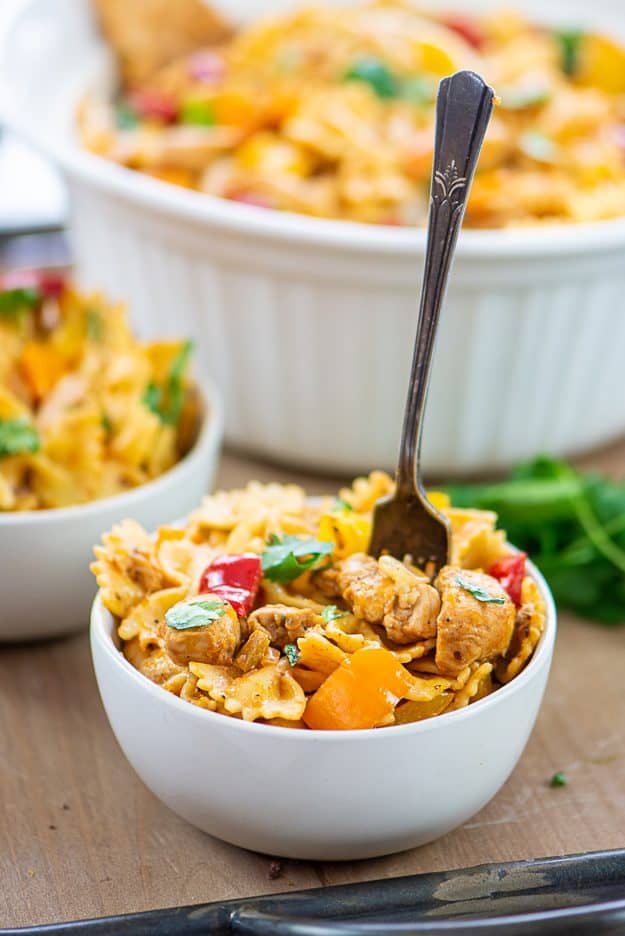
<box><xmin>3</xmin><ymin>0</ymin><xmax>625</xmax><ymax>474</ymax></box>
<box><xmin>90</xmin><ymin>559</ymin><xmax>556</xmax><ymax>860</ymax></box>
<box><xmin>0</xmin><ymin>378</ymin><xmax>223</xmax><ymax>642</ymax></box>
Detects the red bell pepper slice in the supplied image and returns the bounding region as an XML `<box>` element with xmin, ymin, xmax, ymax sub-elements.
<box><xmin>199</xmin><ymin>553</ymin><xmax>262</xmax><ymax>617</ymax></box>
<box><xmin>488</xmin><ymin>553</ymin><xmax>527</xmax><ymax>607</ymax></box>
<box><xmin>128</xmin><ymin>90</ymin><xmax>179</xmax><ymax>123</ymax></box>
<box><xmin>0</xmin><ymin>269</ymin><xmax>67</xmax><ymax>299</ymax></box>
<box><xmin>440</xmin><ymin>14</ymin><xmax>485</xmax><ymax>49</ymax></box>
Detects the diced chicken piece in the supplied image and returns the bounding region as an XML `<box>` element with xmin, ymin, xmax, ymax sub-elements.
<box><xmin>314</xmin><ymin>566</ymin><xmax>342</xmax><ymax>599</ymax></box>
<box><xmin>435</xmin><ymin>566</ymin><xmax>515</xmax><ymax>676</ymax></box>
<box><xmin>248</xmin><ymin>604</ymin><xmax>322</xmax><ymax>648</ymax></box>
<box><xmin>329</xmin><ymin>553</ymin><xmax>440</xmax><ymax>645</ymax></box>
<box><xmin>159</xmin><ymin>603</ymin><xmax>240</xmax><ymax>666</ymax></box>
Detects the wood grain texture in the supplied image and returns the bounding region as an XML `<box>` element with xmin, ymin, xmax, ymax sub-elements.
<box><xmin>1</xmin><ymin>445</ymin><xmax>624</xmax><ymax>928</ymax></box>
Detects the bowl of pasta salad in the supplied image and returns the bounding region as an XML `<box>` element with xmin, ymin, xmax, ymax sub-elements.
<box><xmin>2</xmin><ymin>0</ymin><xmax>625</xmax><ymax>474</ymax></box>
<box><xmin>0</xmin><ymin>272</ymin><xmax>222</xmax><ymax>641</ymax></box>
<box><xmin>90</xmin><ymin>471</ymin><xmax>556</xmax><ymax>859</ymax></box>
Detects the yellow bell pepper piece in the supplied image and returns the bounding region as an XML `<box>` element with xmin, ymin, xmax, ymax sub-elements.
<box><xmin>427</xmin><ymin>490</ymin><xmax>451</xmax><ymax>510</ymax></box>
<box><xmin>318</xmin><ymin>510</ymin><xmax>371</xmax><ymax>559</ymax></box>
<box><xmin>303</xmin><ymin>646</ymin><xmax>415</xmax><ymax>730</ymax></box>
<box><xmin>19</xmin><ymin>343</ymin><xmax>67</xmax><ymax>400</ymax></box>
<box><xmin>575</xmin><ymin>34</ymin><xmax>625</xmax><ymax>94</ymax></box>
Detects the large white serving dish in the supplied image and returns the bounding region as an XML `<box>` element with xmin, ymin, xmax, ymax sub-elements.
<box><xmin>0</xmin><ymin>379</ymin><xmax>223</xmax><ymax>642</ymax></box>
<box><xmin>2</xmin><ymin>0</ymin><xmax>625</xmax><ymax>474</ymax></box>
<box><xmin>90</xmin><ymin>557</ymin><xmax>556</xmax><ymax>860</ymax></box>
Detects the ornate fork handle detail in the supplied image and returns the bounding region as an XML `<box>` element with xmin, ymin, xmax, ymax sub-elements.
<box><xmin>432</xmin><ymin>160</ymin><xmax>467</xmax><ymax>208</ymax></box>
<box><xmin>396</xmin><ymin>71</ymin><xmax>494</xmax><ymax>499</ymax></box>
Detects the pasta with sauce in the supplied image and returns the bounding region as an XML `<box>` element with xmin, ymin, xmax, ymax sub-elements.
<box><xmin>92</xmin><ymin>472</ymin><xmax>546</xmax><ymax>730</ymax></box>
<box><xmin>0</xmin><ymin>274</ymin><xmax>199</xmax><ymax>510</ymax></box>
<box><xmin>80</xmin><ymin>1</ymin><xmax>625</xmax><ymax>227</ymax></box>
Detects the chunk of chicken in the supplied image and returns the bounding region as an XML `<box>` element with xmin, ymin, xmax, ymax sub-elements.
<box><xmin>159</xmin><ymin>601</ymin><xmax>240</xmax><ymax>666</ymax></box>
<box><xmin>248</xmin><ymin>604</ymin><xmax>323</xmax><ymax>648</ymax></box>
<box><xmin>326</xmin><ymin>553</ymin><xmax>440</xmax><ymax>645</ymax></box>
<box><xmin>435</xmin><ymin>566</ymin><xmax>515</xmax><ymax>676</ymax></box>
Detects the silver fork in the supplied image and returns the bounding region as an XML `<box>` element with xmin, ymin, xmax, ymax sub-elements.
<box><xmin>369</xmin><ymin>70</ymin><xmax>494</xmax><ymax>573</ymax></box>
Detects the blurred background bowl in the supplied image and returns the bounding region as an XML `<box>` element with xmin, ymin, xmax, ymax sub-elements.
<box><xmin>0</xmin><ymin>378</ymin><xmax>222</xmax><ymax>641</ymax></box>
<box><xmin>2</xmin><ymin>0</ymin><xmax>625</xmax><ymax>476</ymax></box>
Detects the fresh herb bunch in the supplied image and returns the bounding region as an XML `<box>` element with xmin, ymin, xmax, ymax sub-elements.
<box><xmin>446</xmin><ymin>456</ymin><xmax>625</xmax><ymax>625</ymax></box>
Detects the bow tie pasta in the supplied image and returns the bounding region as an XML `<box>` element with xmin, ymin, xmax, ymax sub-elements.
<box><xmin>0</xmin><ymin>275</ymin><xmax>199</xmax><ymax>510</ymax></box>
<box><xmin>80</xmin><ymin>1</ymin><xmax>625</xmax><ymax>227</ymax></box>
<box><xmin>92</xmin><ymin>472</ymin><xmax>546</xmax><ymax>730</ymax></box>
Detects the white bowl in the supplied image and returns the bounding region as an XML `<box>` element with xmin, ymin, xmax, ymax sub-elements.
<box><xmin>90</xmin><ymin>559</ymin><xmax>556</xmax><ymax>860</ymax></box>
<box><xmin>0</xmin><ymin>379</ymin><xmax>223</xmax><ymax>642</ymax></box>
<box><xmin>3</xmin><ymin>0</ymin><xmax>625</xmax><ymax>474</ymax></box>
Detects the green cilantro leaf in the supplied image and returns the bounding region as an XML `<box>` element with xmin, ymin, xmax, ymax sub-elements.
<box><xmin>165</xmin><ymin>598</ymin><xmax>226</xmax><ymax>630</ymax></box>
<box><xmin>455</xmin><ymin>575</ymin><xmax>506</xmax><ymax>605</ymax></box>
<box><xmin>261</xmin><ymin>534</ymin><xmax>334</xmax><ymax>583</ymax></box>
<box><xmin>142</xmin><ymin>340</ymin><xmax>193</xmax><ymax>426</ymax></box>
<box><xmin>333</xmin><ymin>497</ymin><xmax>353</xmax><ymax>513</ymax></box>
<box><xmin>401</xmin><ymin>76</ymin><xmax>434</xmax><ymax>107</ymax></box>
<box><xmin>101</xmin><ymin>413</ymin><xmax>113</xmax><ymax>434</ymax></box>
<box><xmin>557</xmin><ymin>30</ymin><xmax>584</xmax><ymax>77</ymax></box>
<box><xmin>321</xmin><ymin>605</ymin><xmax>347</xmax><ymax>624</ymax></box>
<box><xmin>0</xmin><ymin>287</ymin><xmax>40</xmax><ymax>319</ymax></box>
<box><xmin>550</xmin><ymin>770</ymin><xmax>568</xmax><ymax>788</ymax></box>
<box><xmin>344</xmin><ymin>57</ymin><xmax>400</xmax><ymax>99</ymax></box>
<box><xmin>115</xmin><ymin>100</ymin><xmax>139</xmax><ymax>129</ymax></box>
<box><xmin>0</xmin><ymin>419</ymin><xmax>41</xmax><ymax>458</ymax></box>
<box><xmin>180</xmin><ymin>99</ymin><xmax>216</xmax><ymax>126</ymax></box>
<box><xmin>284</xmin><ymin>643</ymin><xmax>300</xmax><ymax>666</ymax></box>
<box><xmin>143</xmin><ymin>382</ymin><xmax>162</xmax><ymax>417</ymax></box>
<box><xmin>86</xmin><ymin>308</ymin><xmax>103</xmax><ymax>342</ymax></box>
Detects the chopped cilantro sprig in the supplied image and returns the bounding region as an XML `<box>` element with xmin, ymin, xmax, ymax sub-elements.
<box><xmin>261</xmin><ymin>534</ymin><xmax>334</xmax><ymax>583</ymax></box>
<box><xmin>143</xmin><ymin>340</ymin><xmax>193</xmax><ymax>426</ymax></box>
<box><xmin>284</xmin><ymin>643</ymin><xmax>300</xmax><ymax>666</ymax></box>
<box><xmin>165</xmin><ymin>598</ymin><xmax>226</xmax><ymax>630</ymax></box>
<box><xmin>321</xmin><ymin>605</ymin><xmax>347</xmax><ymax>624</ymax></box>
<box><xmin>0</xmin><ymin>419</ymin><xmax>41</xmax><ymax>458</ymax></box>
<box><xmin>455</xmin><ymin>575</ymin><xmax>506</xmax><ymax>605</ymax></box>
<box><xmin>0</xmin><ymin>287</ymin><xmax>40</xmax><ymax>320</ymax></box>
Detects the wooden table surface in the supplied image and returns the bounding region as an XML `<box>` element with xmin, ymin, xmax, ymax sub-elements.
<box><xmin>2</xmin><ymin>446</ymin><xmax>625</xmax><ymax>929</ymax></box>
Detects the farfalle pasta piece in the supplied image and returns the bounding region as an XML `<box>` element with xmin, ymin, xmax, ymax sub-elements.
<box><xmin>339</xmin><ymin>471</ymin><xmax>394</xmax><ymax>513</ymax></box>
<box><xmin>321</xmin><ymin>614</ymin><xmax>379</xmax><ymax>653</ymax></box>
<box><xmin>154</xmin><ymin>527</ymin><xmax>215</xmax><ymax>589</ymax></box>
<box><xmin>496</xmin><ymin>577</ymin><xmax>546</xmax><ymax>684</ymax></box>
<box><xmin>179</xmin><ymin>672</ymin><xmax>218</xmax><ymax>711</ymax></box>
<box><xmin>449</xmin><ymin>662</ymin><xmax>494</xmax><ymax>710</ymax></box>
<box><xmin>296</xmin><ymin>631</ymin><xmax>348</xmax><ymax>675</ymax></box>
<box><xmin>445</xmin><ymin>508</ymin><xmax>508</xmax><ymax>570</ymax></box>
<box><xmin>118</xmin><ymin>586</ymin><xmax>187</xmax><ymax>648</ymax></box>
<box><xmin>92</xmin><ymin>519</ymin><xmax>164</xmax><ymax>618</ymax></box>
<box><xmin>191</xmin><ymin>661</ymin><xmax>306</xmax><ymax>722</ymax></box>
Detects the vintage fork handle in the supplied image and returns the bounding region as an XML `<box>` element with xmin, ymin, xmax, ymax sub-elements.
<box><xmin>396</xmin><ymin>70</ymin><xmax>494</xmax><ymax>498</ymax></box>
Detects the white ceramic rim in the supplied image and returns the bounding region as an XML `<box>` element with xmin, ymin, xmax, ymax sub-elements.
<box><xmin>91</xmin><ymin>554</ymin><xmax>557</xmax><ymax>740</ymax></box>
<box><xmin>0</xmin><ymin>374</ymin><xmax>223</xmax><ymax>527</ymax></box>
<box><xmin>2</xmin><ymin>0</ymin><xmax>625</xmax><ymax>259</ymax></box>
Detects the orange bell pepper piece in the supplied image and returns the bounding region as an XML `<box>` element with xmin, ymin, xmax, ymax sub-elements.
<box><xmin>213</xmin><ymin>91</ymin><xmax>258</xmax><ymax>128</ymax></box>
<box><xmin>303</xmin><ymin>646</ymin><xmax>415</xmax><ymax>731</ymax></box>
<box><xmin>19</xmin><ymin>342</ymin><xmax>67</xmax><ymax>401</ymax></box>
